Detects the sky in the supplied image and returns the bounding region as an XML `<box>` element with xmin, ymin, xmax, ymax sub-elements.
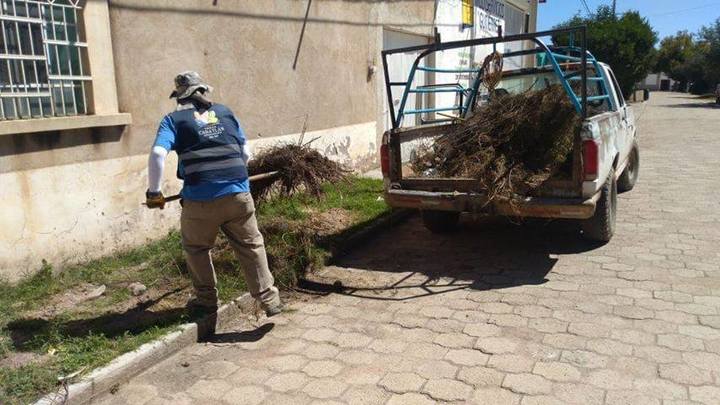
<box><xmin>537</xmin><ymin>0</ymin><xmax>720</xmax><ymax>40</ymax></box>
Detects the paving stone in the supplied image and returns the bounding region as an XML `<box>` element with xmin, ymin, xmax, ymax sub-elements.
<box><xmin>532</xmin><ymin>361</ymin><xmax>581</xmax><ymax>382</ymax></box>
<box><xmin>659</xmin><ymin>363</ymin><xmax>714</xmax><ymax>385</ymax></box>
<box><xmin>414</xmin><ymin>360</ymin><xmax>459</xmax><ymax>379</ymax></box>
<box><xmin>228</xmin><ymin>368</ymin><xmax>274</xmax><ymax>385</ymax></box>
<box><xmin>560</xmin><ymin>350</ymin><xmax>609</xmax><ymax>368</ymax></box>
<box><xmin>611</xmin><ymin>329</ymin><xmax>655</xmax><ymax>345</ymax></box>
<box><xmin>304</xmin><ymin>343</ymin><xmax>341</xmax><ymax>359</ymax></box>
<box><xmin>567</xmin><ymin>322</ymin><xmax>611</xmax><ymax>338</ymax></box>
<box><xmin>528</xmin><ymin>318</ymin><xmax>568</xmax><ymax>333</ymax></box>
<box><xmin>264</xmin><ymin>372</ymin><xmax>309</xmax><ymax>392</ymax></box>
<box><xmin>634</xmin><ymin>345</ymin><xmax>684</xmax><ymax>363</ymax></box>
<box><xmin>187</xmin><ymin>379</ymin><xmax>233</xmax><ymax>400</ymax></box>
<box><xmin>634</xmin><ymin>378</ymin><xmax>688</xmax><ymax>400</ymax></box>
<box><xmin>586</xmin><ymin>369</ymin><xmax>633</xmax><ymax>390</ymax></box>
<box><xmin>302</xmin><ymin>360</ymin><xmax>343</xmax><ymax>378</ymax></box>
<box><xmin>266</xmin><ymin>354</ymin><xmax>307</xmax><ymax>372</ymax></box>
<box><xmin>457</xmin><ymin>366</ymin><xmax>505</xmax><ymax>386</ymax></box>
<box><xmin>378</xmin><ymin>372</ymin><xmax>425</xmax><ymax>393</ymax></box>
<box><xmin>487</xmin><ymin>354</ymin><xmax>536</xmax><ymax>373</ymax></box>
<box><xmin>542</xmin><ymin>333</ymin><xmax>587</xmax><ymax>350</ymax></box>
<box><xmin>689</xmin><ymin>385</ymin><xmax>720</xmax><ymax>404</ymax></box>
<box><xmin>420</xmin><ymin>378</ymin><xmax>473</xmax><ymax>401</ymax></box>
<box><xmin>386</xmin><ymin>392</ymin><xmax>436</xmax><ymax>405</ymax></box>
<box><xmin>682</xmin><ymin>352</ymin><xmax>720</xmax><ymax>372</ymax></box>
<box><xmin>187</xmin><ymin>360</ymin><xmax>240</xmax><ymax>379</ymax></box>
<box><xmin>488</xmin><ymin>313</ymin><xmax>529</xmax><ymax>327</ymax></box>
<box><xmin>585</xmin><ymin>338</ymin><xmax>634</xmax><ymax>356</ymax></box>
<box><xmin>611</xmin><ymin>357</ymin><xmax>658</xmax><ymax>379</ymax></box>
<box><xmin>605</xmin><ymin>390</ymin><xmax>661</xmax><ymax>405</ymax></box>
<box><xmin>403</xmin><ymin>342</ymin><xmax>448</xmax><ymax>359</ymax></box>
<box><xmin>335</xmin><ymin>332</ymin><xmax>373</xmax><ymax>348</ymax></box>
<box><xmin>615</xmin><ymin>306</ymin><xmax>655</xmax><ymax>320</ymax></box>
<box><xmin>679</xmin><ymin>325</ymin><xmax>720</xmax><ymax>340</ymax></box>
<box><xmin>553</xmin><ymin>382</ymin><xmax>605</xmax><ymax>405</ymax></box>
<box><xmin>502</xmin><ymin>373</ymin><xmax>552</xmax><ymax>395</ymax></box>
<box><xmin>302</xmin><ymin>378</ymin><xmax>348</xmax><ymax>399</ymax></box>
<box><xmin>444</xmin><ymin>348</ymin><xmax>489</xmax><ymax>366</ymax></box>
<box><xmin>419</xmin><ymin>305</ymin><xmax>455</xmax><ymax>318</ymax></box>
<box><xmin>471</xmin><ymin>387</ymin><xmax>521</xmax><ymax>405</ymax></box>
<box><xmin>340</xmin><ymin>385</ymin><xmax>390</xmax><ymax>405</ymax></box>
<box><xmin>368</xmin><ymin>338</ymin><xmax>407</xmax><ymax>354</ymax></box>
<box><xmin>336</xmin><ymin>350</ymin><xmax>380</xmax><ymax>366</ymax></box>
<box><xmin>302</xmin><ymin>328</ymin><xmax>339</xmax><ymax>342</ymax></box>
<box><xmin>221</xmin><ymin>386</ymin><xmax>267</xmax><ymax>405</ymax></box>
<box><xmin>658</xmin><ymin>333</ymin><xmax>705</xmax><ymax>351</ymax></box>
<box><xmin>474</xmin><ymin>337</ymin><xmax>519</xmax><ymax>354</ymax></box>
<box><xmin>463</xmin><ymin>323</ymin><xmax>501</xmax><ymax>337</ymax></box>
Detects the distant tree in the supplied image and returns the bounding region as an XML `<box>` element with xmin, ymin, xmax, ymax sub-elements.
<box><xmin>698</xmin><ymin>18</ymin><xmax>720</xmax><ymax>90</ymax></box>
<box><xmin>656</xmin><ymin>31</ymin><xmax>698</xmax><ymax>90</ymax></box>
<box><xmin>654</xmin><ymin>18</ymin><xmax>720</xmax><ymax>94</ymax></box>
<box><xmin>552</xmin><ymin>5</ymin><xmax>658</xmax><ymax>97</ymax></box>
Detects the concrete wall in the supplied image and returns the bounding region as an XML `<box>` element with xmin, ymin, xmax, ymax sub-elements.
<box><xmin>0</xmin><ymin>0</ymin><xmax>435</xmax><ymax>281</ymax></box>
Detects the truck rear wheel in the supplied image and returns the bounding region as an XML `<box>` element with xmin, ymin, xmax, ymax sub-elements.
<box><xmin>618</xmin><ymin>142</ymin><xmax>639</xmax><ymax>192</ymax></box>
<box><xmin>582</xmin><ymin>169</ymin><xmax>617</xmax><ymax>242</ymax></box>
<box><xmin>421</xmin><ymin>210</ymin><xmax>460</xmax><ymax>233</ymax></box>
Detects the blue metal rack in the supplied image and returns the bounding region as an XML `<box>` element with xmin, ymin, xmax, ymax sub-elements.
<box><xmin>381</xmin><ymin>26</ymin><xmax>609</xmax><ymax>129</ymax></box>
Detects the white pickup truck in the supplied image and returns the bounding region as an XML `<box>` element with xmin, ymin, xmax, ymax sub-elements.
<box><xmin>380</xmin><ymin>28</ymin><xmax>639</xmax><ymax>242</ymax></box>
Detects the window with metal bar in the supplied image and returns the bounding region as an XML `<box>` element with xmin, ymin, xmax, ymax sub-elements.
<box><xmin>0</xmin><ymin>0</ymin><xmax>89</xmax><ymax>120</ymax></box>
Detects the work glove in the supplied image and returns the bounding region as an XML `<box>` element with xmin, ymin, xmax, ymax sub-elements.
<box><xmin>145</xmin><ymin>190</ymin><xmax>165</xmax><ymax>209</ymax></box>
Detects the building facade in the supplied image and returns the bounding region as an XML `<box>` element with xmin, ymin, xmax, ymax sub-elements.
<box><xmin>1</xmin><ymin>0</ymin><xmax>537</xmax><ymax>281</ymax></box>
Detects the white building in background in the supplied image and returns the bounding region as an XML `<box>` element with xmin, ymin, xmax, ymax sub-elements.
<box><xmin>639</xmin><ymin>72</ymin><xmax>678</xmax><ymax>91</ymax></box>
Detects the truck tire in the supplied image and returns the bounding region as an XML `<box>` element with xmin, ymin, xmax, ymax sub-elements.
<box><xmin>421</xmin><ymin>210</ymin><xmax>460</xmax><ymax>233</ymax></box>
<box><xmin>582</xmin><ymin>169</ymin><xmax>617</xmax><ymax>242</ymax></box>
<box><xmin>617</xmin><ymin>142</ymin><xmax>639</xmax><ymax>192</ymax></box>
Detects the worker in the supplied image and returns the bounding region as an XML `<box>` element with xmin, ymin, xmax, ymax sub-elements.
<box><xmin>145</xmin><ymin>71</ymin><xmax>282</xmax><ymax>318</ymax></box>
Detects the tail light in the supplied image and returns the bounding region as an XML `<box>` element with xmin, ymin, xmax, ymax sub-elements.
<box><xmin>583</xmin><ymin>139</ymin><xmax>599</xmax><ymax>180</ymax></box>
<box><xmin>380</xmin><ymin>144</ymin><xmax>390</xmax><ymax>176</ymax></box>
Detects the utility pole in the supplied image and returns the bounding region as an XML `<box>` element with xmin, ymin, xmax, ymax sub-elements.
<box><xmin>612</xmin><ymin>0</ymin><xmax>616</xmax><ymax>15</ymax></box>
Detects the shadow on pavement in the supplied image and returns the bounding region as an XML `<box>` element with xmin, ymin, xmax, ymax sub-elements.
<box><xmin>205</xmin><ymin>322</ymin><xmax>274</xmax><ymax>344</ymax></box>
<box><xmin>298</xmin><ymin>214</ymin><xmax>603</xmax><ymax>301</ymax></box>
<box><xmin>661</xmin><ymin>102</ymin><xmax>720</xmax><ymax>109</ymax></box>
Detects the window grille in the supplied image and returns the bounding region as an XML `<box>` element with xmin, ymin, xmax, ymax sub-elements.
<box><xmin>0</xmin><ymin>0</ymin><xmax>89</xmax><ymax>120</ymax></box>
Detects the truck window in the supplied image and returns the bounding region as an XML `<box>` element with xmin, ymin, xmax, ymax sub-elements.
<box><xmin>606</xmin><ymin>68</ymin><xmax>625</xmax><ymax>109</ymax></box>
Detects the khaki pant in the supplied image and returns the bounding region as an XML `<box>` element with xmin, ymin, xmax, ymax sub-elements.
<box><xmin>181</xmin><ymin>192</ymin><xmax>279</xmax><ymax>307</ymax></box>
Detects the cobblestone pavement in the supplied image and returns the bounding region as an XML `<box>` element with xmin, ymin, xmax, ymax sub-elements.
<box><xmin>96</xmin><ymin>93</ymin><xmax>720</xmax><ymax>404</ymax></box>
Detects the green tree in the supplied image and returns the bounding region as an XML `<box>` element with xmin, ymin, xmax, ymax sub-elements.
<box><xmin>699</xmin><ymin>18</ymin><xmax>720</xmax><ymax>90</ymax></box>
<box><xmin>653</xmin><ymin>18</ymin><xmax>720</xmax><ymax>94</ymax></box>
<box><xmin>553</xmin><ymin>5</ymin><xmax>658</xmax><ymax>97</ymax></box>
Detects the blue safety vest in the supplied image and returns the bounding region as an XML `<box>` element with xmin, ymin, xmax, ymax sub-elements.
<box><xmin>170</xmin><ymin>104</ymin><xmax>248</xmax><ymax>186</ymax></box>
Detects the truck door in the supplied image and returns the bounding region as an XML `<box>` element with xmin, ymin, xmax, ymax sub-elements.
<box><xmin>605</xmin><ymin>67</ymin><xmax>632</xmax><ymax>165</ymax></box>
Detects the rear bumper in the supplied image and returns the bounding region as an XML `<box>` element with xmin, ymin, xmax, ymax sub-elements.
<box><xmin>385</xmin><ymin>189</ymin><xmax>600</xmax><ymax>219</ymax></box>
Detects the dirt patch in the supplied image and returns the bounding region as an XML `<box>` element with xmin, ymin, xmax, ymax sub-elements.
<box><xmin>26</xmin><ymin>283</ymin><xmax>106</xmax><ymax>320</ymax></box>
<box><xmin>0</xmin><ymin>351</ymin><xmax>46</xmax><ymax>370</ymax></box>
<box><xmin>304</xmin><ymin>208</ymin><xmax>356</xmax><ymax>237</ymax></box>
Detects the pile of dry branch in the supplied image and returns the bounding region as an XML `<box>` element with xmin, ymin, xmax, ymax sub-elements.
<box><xmin>411</xmin><ymin>84</ymin><xmax>580</xmax><ymax>201</ymax></box>
<box><xmin>248</xmin><ymin>144</ymin><xmax>349</xmax><ymax>200</ymax></box>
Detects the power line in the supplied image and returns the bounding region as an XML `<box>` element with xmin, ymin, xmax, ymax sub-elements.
<box><xmin>579</xmin><ymin>0</ymin><xmax>591</xmax><ymax>15</ymax></box>
<box><xmin>646</xmin><ymin>2</ymin><xmax>720</xmax><ymax>17</ymax></box>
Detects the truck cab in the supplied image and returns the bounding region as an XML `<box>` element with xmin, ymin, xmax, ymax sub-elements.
<box><xmin>380</xmin><ymin>27</ymin><xmax>639</xmax><ymax>242</ymax></box>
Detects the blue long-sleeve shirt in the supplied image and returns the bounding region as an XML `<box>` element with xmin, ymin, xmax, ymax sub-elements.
<box><xmin>152</xmin><ymin>113</ymin><xmax>250</xmax><ymax>201</ymax></box>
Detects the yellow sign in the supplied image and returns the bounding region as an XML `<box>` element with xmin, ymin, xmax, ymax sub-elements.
<box><xmin>462</xmin><ymin>0</ymin><xmax>474</xmax><ymax>27</ymax></box>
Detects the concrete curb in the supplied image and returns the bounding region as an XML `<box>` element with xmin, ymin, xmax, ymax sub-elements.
<box><xmin>34</xmin><ymin>293</ymin><xmax>255</xmax><ymax>405</ymax></box>
<box><xmin>33</xmin><ymin>209</ymin><xmax>412</xmax><ymax>405</ymax></box>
